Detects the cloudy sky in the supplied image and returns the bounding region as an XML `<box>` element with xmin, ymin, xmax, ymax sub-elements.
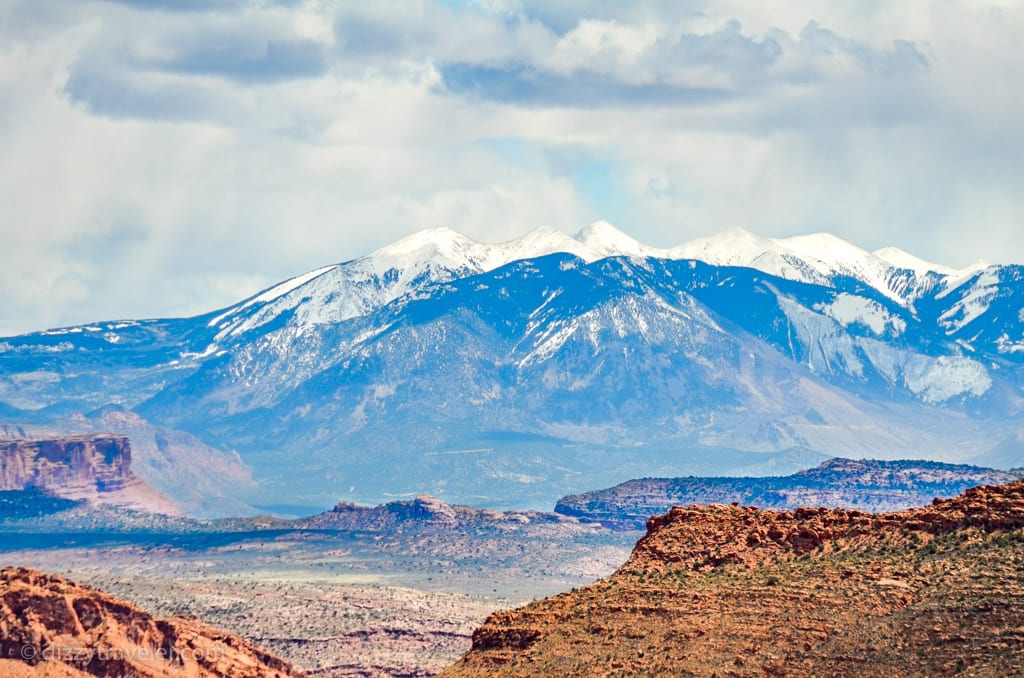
<box><xmin>1</xmin><ymin>0</ymin><xmax>1022</xmax><ymax>335</ymax></box>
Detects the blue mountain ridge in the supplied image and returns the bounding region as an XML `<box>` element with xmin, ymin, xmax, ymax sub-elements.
<box><xmin>2</xmin><ymin>233</ymin><xmax>1024</xmax><ymax>512</ymax></box>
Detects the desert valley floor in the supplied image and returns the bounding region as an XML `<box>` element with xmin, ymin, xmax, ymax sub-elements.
<box><xmin>0</xmin><ymin>515</ymin><xmax>635</xmax><ymax>676</ymax></box>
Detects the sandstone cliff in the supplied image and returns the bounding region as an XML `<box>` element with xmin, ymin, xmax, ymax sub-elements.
<box><xmin>1</xmin><ymin>408</ymin><xmax>258</xmax><ymax>518</ymax></box>
<box><xmin>0</xmin><ymin>435</ymin><xmax>182</xmax><ymax>516</ymax></box>
<box><xmin>447</xmin><ymin>480</ymin><xmax>1024</xmax><ymax>677</ymax></box>
<box><xmin>0</xmin><ymin>567</ymin><xmax>299</xmax><ymax>677</ymax></box>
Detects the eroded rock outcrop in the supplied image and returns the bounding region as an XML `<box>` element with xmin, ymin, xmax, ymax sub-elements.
<box><xmin>0</xmin><ymin>567</ymin><xmax>300</xmax><ymax>678</ymax></box>
<box><xmin>446</xmin><ymin>480</ymin><xmax>1024</xmax><ymax>677</ymax></box>
<box><xmin>299</xmin><ymin>494</ymin><xmax>578</xmax><ymax>532</ymax></box>
<box><xmin>0</xmin><ymin>435</ymin><xmax>182</xmax><ymax>516</ymax></box>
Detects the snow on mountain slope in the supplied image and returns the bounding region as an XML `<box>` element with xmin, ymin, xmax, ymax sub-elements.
<box><xmin>486</xmin><ymin>226</ymin><xmax>595</xmax><ymax>266</ymax></box>
<box><xmin>925</xmin><ymin>265</ymin><xmax>1024</xmax><ymax>362</ymax></box>
<box><xmin>216</xmin><ymin>256</ymin><xmax>889</xmax><ymax>440</ymax></box>
<box><xmin>672</xmin><ymin>228</ymin><xmax>792</xmax><ymax>268</ymax></box>
<box><xmin>206</xmin><ymin>226</ymin><xmax>609</xmax><ymax>343</ymax></box>
<box><xmin>575</xmin><ymin>220</ymin><xmax>663</xmax><ymax>259</ymax></box>
<box><xmin>814</xmin><ymin>293</ymin><xmax>906</xmax><ymax>337</ymax></box>
<box><xmin>3</xmin><ymin>224</ymin><xmax>1023</xmax><ymax>509</ymax></box>
<box><xmin>207</xmin><ymin>265</ymin><xmax>337</xmax><ymax>329</ymax></box>
<box><xmin>146</xmin><ymin>254</ymin><xmax>1008</xmax><ymax>451</ymax></box>
<box><xmin>671</xmin><ymin>229</ymin><xmax>831</xmax><ymax>286</ymax></box>
<box><xmin>771</xmin><ymin>296</ymin><xmax>992</xmax><ymax>402</ymax></box>
<box><xmin>154</xmin><ymin>253</ymin><xmax>1012</xmax><ymax>507</ymax></box>
<box><xmin>17</xmin><ymin>222</ymin><xmax>1014</xmax><ymax>411</ymax></box>
<box><xmin>873</xmin><ymin>246</ymin><xmax>959</xmax><ymax>276</ymax></box>
<box><xmin>671</xmin><ymin>229</ymin><xmax>956</xmax><ymax>305</ymax></box>
<box><xmin>202</xmin><ymin>223</ymin><xmax>983</xmax><ymax>347</ymax></box>
<box><xmin>6</xmin><ymin>223</ymin><xmax>1014</xmax><ymax>394</ymax></box>
<box><xmin>937</xmin><ymin>267</ymin><xmax>1002</xmax><ymax>334</ymax></box>
<box><xmin>365</xmin><ymin>225</ymin><xmax>596</xmax><ymax>271</ymax></box>
<box><xmin>779</xmin><ymin>232</ymin><xmax>895</xmax><ymax>292</ymax></box>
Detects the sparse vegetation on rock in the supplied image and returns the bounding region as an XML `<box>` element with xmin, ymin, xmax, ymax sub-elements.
<box><xmin>0</xmin><ymin>566</ymin><xmax>299</xmax><ymax>677</ymax></box>
<box><xmin>447</xmin><ymin>480</ymin><xmax>1024</xmax><ymax>676</ymax></box>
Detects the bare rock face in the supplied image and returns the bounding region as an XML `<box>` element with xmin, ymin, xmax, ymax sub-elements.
<box><xmin>446</xmin><ymin>480</ymin><xmax>1024</xmax><ymax>677</ymax></box>
<box><xmin>0</xmin><ymin>567</ymin><xmax>299</xmax><ymax>678</ymax></box>
<box><xmin>0</xmin><ymin>435</ymin><xmax>182</xmax><ymax>516</ymax></box>
<box><xmin>625</xmin><ymin>482</ymin><xmax>1024</xmax><ymax>574</ymax></box>
<box><xmin>300</xmin><ymin>494</ymin><xmax>578</xmax><ymax>532</ymax></box>
<box><xmin>75</xmin><ymin>407</ymin><xmax>258</xmax><ymax>518</ymax></box>
<box><xmin>1</xmin><ymin>409</ymin><xmax>258</xmax><ymax>518</ymax></box>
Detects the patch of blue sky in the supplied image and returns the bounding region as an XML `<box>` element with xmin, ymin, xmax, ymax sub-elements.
<box><xmin>573</xmin><ymin>160</ymin><xmax>627</xmax><ymax>224</ymax></box>
<box><xmin>479</xmin><ymin>136</ymin><xmax>627</xmax><ymax>223</ymax></box>
<box><xmin>440</xmin><ymin>64</ymin><xmax>731</xmax><ymax>108</ymax></box>
<box><xmin>480</xmin><ymin>137</ymin><xmax>546</xmax><ymax>172</ymax></box>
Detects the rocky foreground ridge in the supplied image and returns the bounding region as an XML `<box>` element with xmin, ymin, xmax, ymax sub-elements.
<box><xmin>0</xmin><ymin>566</ymin><xmax>299</xmax><ymax>677</ymax></box>
<box><xmin>555</xmin><ymin>457</ymin><xmax>1024</xmax><ymax>529</ymax></box>
<box><xmin>446</xmin><ymin>480</ymin><xmax>1024</xmax><ymax>677</ymax></box>
<box><xmin>0</xmin><ymin>435</ymin><xmax>182</xmax><ymax>516</ymax></box>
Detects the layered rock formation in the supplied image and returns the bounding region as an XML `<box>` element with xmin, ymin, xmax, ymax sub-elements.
<box><xmin>299</xmin><ymin>494</ymin><xmax>580</xmax><ymax>532</ymax></box>
<box><xmin>1</xmin><ymin>409</ymin><xmax>258</xmax><ymax>518</ymax></box>
<box><xmin>0</xmin><ymin>567</ymin><xmax>298</xmax><ymax>677</ymax></box>
<box><xmin>0</xmin><ymin>435</ymin><xmax>182</xmax><ymax>516</ymax></box>
<box><xmin>447</xmin><ymin>480</ymin><xmax>1024</xmax><ymax>676</ymax></box>
<box><xmin>72</xmin><ymin>407</ymin><xmax>258</xmax><ymax>517</ymax></box>
<box><xmin>555</xmin><ymin>457</ymin><xmax>1024</xmax><ymax>529</ymax></box>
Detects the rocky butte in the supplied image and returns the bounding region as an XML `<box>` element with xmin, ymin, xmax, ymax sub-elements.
<box><xmin>446</xmin><ymin>480</ymin><xmax>1024</xmax><ymax>677</ymax></box>
<box><xmin>0</xmin><ymin>567</ymin><xmax>299</xmax><ymax>677</ymax></box>
<box><xmin>0</xmin><ymin>434</ymin><xmax>182</xmax><ymax>516</ymax></box>
<box><xmin>299</xmin><ymin>493</ymin><xmax>583</xmax><ymax>531</ymax></box>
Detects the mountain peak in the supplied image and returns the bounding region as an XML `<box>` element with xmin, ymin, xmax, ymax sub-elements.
<box><xmin>574</xmin><ymin>221</ymin><xmax>650</xmax><ymax>258</ymax></box>
<box><xmin>495</xmin><ymin>226</ymin><xmax>592</xmax><ymax>264</ymax></box>
<box><xmin>672</xmin><ymin>228</ymin><xmax>779</xmax><ymax>267</ymax></box>
<box><xmin>873</xmin><ymin>246</ymin><xmax>956</xmax><ymax>276</ymax></box>
<box><xmin>775</xmin><ymin>232</ymin><xmax>873</xmax><ymax>263</ymax></box>
<box><xmin>371</xmin><ymin>227</ymin><xmax>478</xmax><ymax>262</ymax></box>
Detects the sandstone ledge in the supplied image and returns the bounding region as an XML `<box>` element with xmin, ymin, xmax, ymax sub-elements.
<box><xmin>446</xmin><ymin>480</ymin><xmax>1024</xmax><ymax>677</ymax></box>
<box><xmin>0</xmin><ymin>567</ymin><xmax>300</xmax><ymax>678</ymax></box>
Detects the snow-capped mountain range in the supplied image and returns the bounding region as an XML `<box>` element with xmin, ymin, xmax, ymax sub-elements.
<box><xmin>208</xmin><ymin>221</ymin><xmax>977</xmax><ymax>339</ymax></box>
<box><xmin>1</xmin><ymin>223</ymin><xmax>1021</xmax><ymax>513</ymax></box>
